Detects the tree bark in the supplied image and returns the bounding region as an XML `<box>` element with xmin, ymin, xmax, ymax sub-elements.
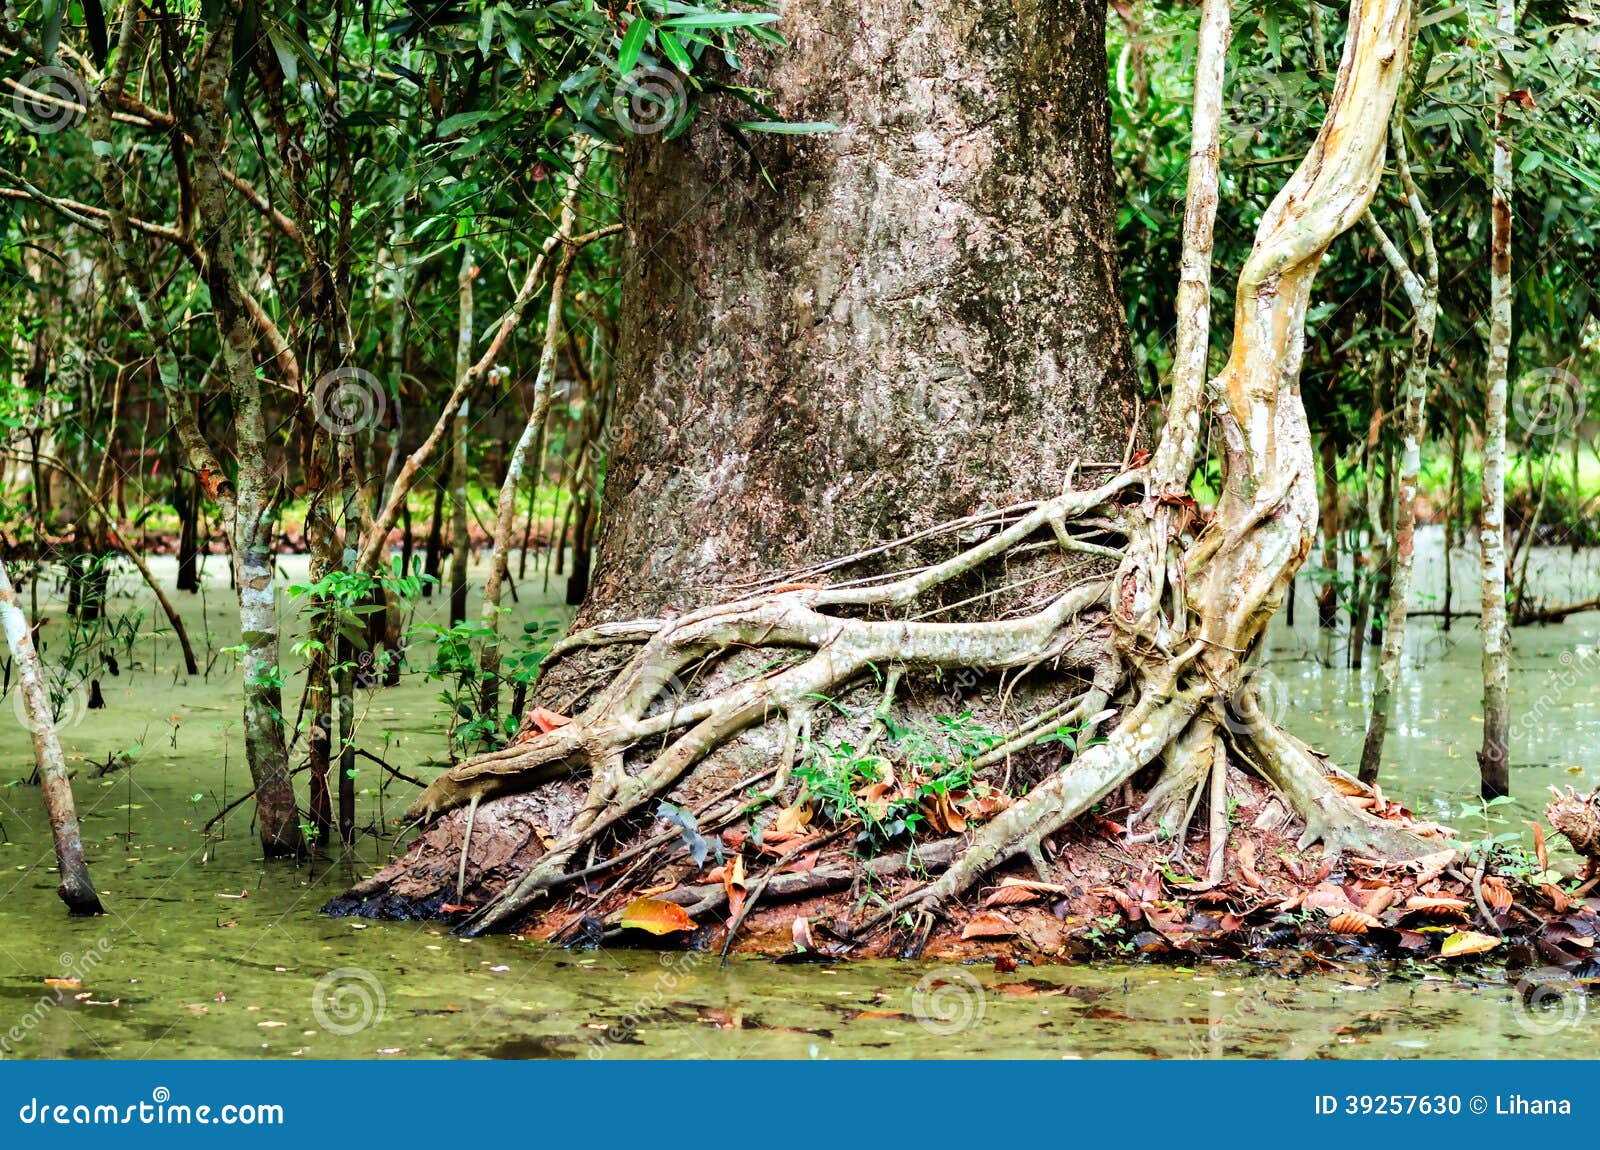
<box><xmin>1479</xmin><ymin>0</ymin><xmax>1515</xmax><ymax>800</ymax></box>
<box><xmin>585</xmin><ymin>0</ymin><xmax>1138</xmax><ymax>621</ymax></box>
<box><xmin>189</xmin><ymin>13</ymin><xmax>302</xmax><ymax>855</ymax></box>
<box><xmin>0</xmin><ymin>557</ymin><xmax>103</xmax><ymax>914</ymax></box>
<box><xmin>1359</xmin><ymin>116</ymin><xmax>1440</xmax><ymax>784</ymax></box>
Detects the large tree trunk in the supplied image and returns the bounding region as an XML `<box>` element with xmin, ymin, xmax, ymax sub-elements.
<box><xmin>584</xmin><ymin>0</ymin><xmax>1136</xmax><ymax>621</ymax></box>
<box><xmin>339</xmin><ymin>0</ymin><xmax>1138</xmax><ymax>915</ymax></box>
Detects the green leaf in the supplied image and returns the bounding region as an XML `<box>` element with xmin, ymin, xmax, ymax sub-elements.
<box><xmin>657</xmin><ymin>27</ymin><xmax>693</xmax><ymax>72</ymax></box>
<box><xmin>663</xmin><ymin>12</ymin><xmax>780</xmax><ymax>29</ymax></box>
<box><xmin>731</xmin><ymin>120</ymin><xmax>837</xmax><ymax>134</ymax></box>
<box><xmin>618</xmin><ymin>16</ymin><xmax>652</xmax><ymax>75</ymax></box>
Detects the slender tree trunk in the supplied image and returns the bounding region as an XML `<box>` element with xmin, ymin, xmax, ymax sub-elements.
<box><xmin>423</xmin><ymin>479</ymin><xmax>445</xmax><ymax>598</ymax></box>
<box><xmin>176</xmin><ymin>474</ymin><xmax>200</xmax><ymax>593</ymax></box>
<box><xmin>448</xmin><ymin>246</ymin><xmax>474</xmax><ymax>628</ymax></box>
<box><xmin>1479</xmin><ymin>0</ymin><xmax>1515</xmax><ymax>800</ymax></box>
<box><xmin>0</xmin><ymin>557</ymin><xmax>103</xmax><ymax>914</ymax></box>
<box><xmin>479</xmin><ymin>151</ymin><xmax>593</xmax><ymax>720</ymax></box>
<box><xmin>1359</xmin><ymin>121</ymin><xmax>1440</xmax><ymax>783</ymax></box>
<box><xmin>190</xmin><ymin>14</ymin><xmax>302</xmax><ymax>854</ymax></box>
<box><xmin>1442</xmin><ymin>415</ymin><xmax>1461</xmax><ymax>630</ymax></box>
<box><xmin>1317</xmin><ymin>436</ymin><xmax>1342</xmax><ymax>629</ymax></box>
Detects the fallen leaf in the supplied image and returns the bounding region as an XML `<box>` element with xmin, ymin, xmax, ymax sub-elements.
<box><xmin>961</xmin><ymin>911</ymin><xmax>1017</xmax><ymax>940</ymax></box>
<box><xmin>792</xmin><ymin>916</ymin><xmax>815</xmax><ymax>951</ymax></box>
<box><xmin>44</xmin><ymin>978</ymin><xmax>81</xmax><ymax>990</ymax></box>
<box><xmin>724</xmin><ymin>855</ymin><xmax>747</xmax><ymax>922</ymax></box>
<box><xmin>1405</xmin><ymin>896</ymin><xmax>1470</xmax><ymax>916</ymax></box>
<box><xmin>1481</xmin><ymin>876</ymin><xmax>1512</xmax><ymax>912</ymax></box>
<box><xmin>773</xmin><ymin>803</ymin><xmax>813</xmax><ymax>836</ymax></box>
<box><xmin>1238</xmin><ymin>839</ymin><xmax>1265</xmax><ymax>891</ymax></box>
<box><xmin>993</xmin><ymin>955</ymin><xmax>1019</xmax><ymax>973</ymax></box>
<box><xmin>984</xmin><ymin>885</ymin><xmax>1044</xmax><ymax>907</ymax></box>
<box><xmin>1360</xmin><ymin>885</ymin><xmax>1398</xmax><ymax>916</ymax></box>
<box><xmin>526</xmin><ymin>707</ymin><xmax>572</xmax><ymax>734</ymax></box>
<box><xmin>1328</xmin><ymin>911</ymin><xmax>1381</xmax><ymax>935</ymax></box>
<box><xmin>1439</xmin><ymin>930</ymin><xmax>1500</xmax><ymax>958</ymax></box>
<box><xmin>1412</xmin><ymin>849</ymin><xmax>1455</xmax><ymax>888</ymax></box>
<box><xmin>1533</xmin><ymin>822</ymin><xmax>1549</xmax><ymax>871</ymax></box>
<box><xmin>618</xmin><ymin>897</ymin><xmax>695</xmax><ymax>935</ymax></box>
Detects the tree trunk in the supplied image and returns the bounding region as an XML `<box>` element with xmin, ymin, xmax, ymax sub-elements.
<box><xmin>189</xmin><ymin>12</ymin><xmax>301</xmax><ymax>856</ymax></box>
<box><xmin>583</xmin><ymin>0</ymin><xmax>1136</xmax><ymax>621</ymax></box>
<box><xmin>341</xmin><ymin>0</ymin><xmax>1138</xmax><ymax>914</ymax></box>
<box><xmin>1359</xmin><ymin>124</ymin><xmax>1440</xmax><ymax>783</ymax></box>
<box><xmin>1479</xmin><ymin>0</ymin><xmax>1515</xmax><ymax>800</ymax></box>
<box><xmin>0</xmin><ymin>557</ymin><xmax>103</xmax><ymax>915</ymax></box>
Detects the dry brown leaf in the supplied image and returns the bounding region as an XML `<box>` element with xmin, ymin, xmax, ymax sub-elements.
<box><xmin>1328</xmin><ymin>911</ymin><xmax>1381</xmax><ymax>935</ymax></box>
<box><xmin>1325</xmin><ymin>774</ymin><xmax>1368</xmax><ymax>797</ymax></box>
<box><xmin>1544</xmin><ymin>883</ymin><xmax>1571</xmax><ymax>912</ymax></box>
<box><xmin>1303</xmin><ymin>883</ymin><xmax>1358</xmax><ymax>914</ymax></box>
<box><xmin>1411</xmin><ymin>849</ymin><xmax>1456</xmax><ymax>888</ymax></box>
<box><xmin>960</xmin><ymin>911</ymin><xmax>1018</xmax><ymax>940</ymax></box>
<box><xmin>792</xmin><ymin>916</ymin><xmax>815</xmax><ymax>952</ymax></box>
<box><xmin>1238</xmin><ymin>839</ymin><xmax>1265</xmax><ymax>891</ymax></box>
<box><xmin>1360</xmin><ymin>885</ymin><xmax>1398</xmax><ymax>916</ymax></box>
<box><xmin>1533</xmin><ymin>822</ymin><xmax>1549</xmax><ymax>871</ymax></box>
<box><xmin>724</xmin><ymin>855</ymin><xmax>747</xmax><ymax>922</ymax></box>
<box><xmin>1481</xmin><ymin>875</ymin><xmax>1512</xmax><ymax>912</ymax></box>
<box><xmin>773</xmin><ymin>802</ymin><xmax>813</xmax><ymax>836</ymax></box>
<box><xmin>1439</xmin><ymin>930</ymin><xmax>1500</xmax><ymax>958</ymax></box>
<box><xmin>1405</xmin><ymin>896</ymin><xmax>1470</xmax><ymax>916</ymax></box>
<box><xmin>984</xmin><ymin>885</ymin><xmax>1045</xmax><ymax>907</ymax></box>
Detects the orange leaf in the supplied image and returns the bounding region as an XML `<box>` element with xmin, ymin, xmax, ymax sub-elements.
<box><xmin>526</xmin><ymin>707</ymin><xmax>572</xmax><ymax>734</ymax></box>
<box><xmin>1439</xmin><ymin>930</ymin><xmax>1500</xmax><ymax>958</ymax></box>
<box><xmin>618</xmin><ymin>897</ymin><xmax>695</xmax><ymax>935</ymax></box>
<box><xmin>1533</xmin><ymin>822</ymin><xmax>1549</xmax><ymax>871</ymax></box>
<box><xmin>960</xmin><ymin>911</ymin><xmax>1017</xmax><ymax>940</ymax></box>
<box><xmin>44</xmin><ymin>978</ymin><xmax>81</xmax><ymax>989</ymax></box>
<box><xmin>724</xmin><ymin>856</ymin><xmax>747</xmax><ymax>922</ymax></box>
<box><xmin>1404</xmin><ymin>896</ymin><xmax>1470</xmax><ymax>916</ymax></box>
<box><xmin>1481</xmin><ymin>875</ymin><xmax>1512</xmax><ymax>912</ymax></box>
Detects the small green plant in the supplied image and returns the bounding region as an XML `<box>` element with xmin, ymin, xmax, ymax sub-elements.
<box><xmin>793</xmin><ymin>711</ymin><xmax>1004</xmax><ymax>850</ymax></box>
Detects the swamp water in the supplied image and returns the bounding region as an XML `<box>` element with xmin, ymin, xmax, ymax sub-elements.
<box><xmin>0</xmin><ymin>530</ymin><xmax>1598</xmax><ymax>1059</ymax></box>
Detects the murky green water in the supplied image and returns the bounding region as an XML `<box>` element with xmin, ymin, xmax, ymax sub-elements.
<box><xmin>1</xmin><ymin>533</ymin><xmax>1597</xmax><ymax>1059</ymax></box>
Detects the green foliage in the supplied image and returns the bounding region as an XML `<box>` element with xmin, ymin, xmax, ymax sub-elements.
<box><xmin>793</xmin><ymin>711</ymin><xmax>1005</xmax><ymax>850</ymax></box>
